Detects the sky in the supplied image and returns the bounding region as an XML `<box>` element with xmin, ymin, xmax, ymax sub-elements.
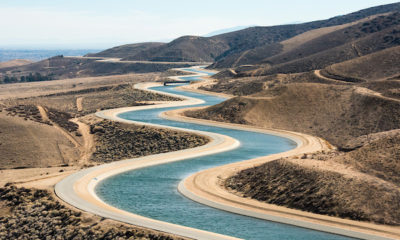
<box><xmin>0</xmin><ymin>0</ymin><xmax>398</xmax><ymax>49</ymax></box>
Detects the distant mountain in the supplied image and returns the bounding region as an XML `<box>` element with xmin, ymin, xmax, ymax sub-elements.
<box><xmin>0</xmin><ymin>55</ymin><xmax>194</xmax><ymax>82</ymax></box>
<box><xmin>122</xmin><ymin>36</ymin><xmax>229</xmax><ymax>62</ymax></box>
<box><xmin>0</xmin><ymin>49</ymin><xmax>100</xmax><ymax>62</ymax></box>
<box><xmin>0</xmin><ymin>59</ymin><xmax>33</xmax><ymax>69</ymax></box>
<box><xmin>90</xmin><ymin>2</ymin><xmax>400</xmax><ymax>65</ymax></box>
<box><xmin>210</xmin><ymin>2</ymin><xmax>400</xmax><ymax>69</ymax></box>
<box><xmin>235</xmin><ymin>11</ymin><xmax>400</xmax><ymax>77</ymax></box>
<box><xmin>204</xmin><ymin>26</ymin><xmax>254</xmax><ymax>37</ymax></box>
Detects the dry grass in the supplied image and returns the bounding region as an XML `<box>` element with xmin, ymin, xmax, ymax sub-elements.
<box><xmin>0</xmin><ymin>112</ymin><xmax>79</xmax><ymax>169</ymax></box>
<box><xmin>322</xmin><ymin>46</ymin><xmax>400</xmax><ymax>82</ymax></box>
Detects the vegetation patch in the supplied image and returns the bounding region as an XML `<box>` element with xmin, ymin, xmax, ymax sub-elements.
<box><xmin>90</xmin><ymin>120</ymin><xmax>209</xmax><ymax>163</ymax></box>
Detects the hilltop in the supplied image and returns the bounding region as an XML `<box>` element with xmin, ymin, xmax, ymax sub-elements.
<box><xmin>85</xmin><ymin>42</ymin><xmax>165</xmax><ymax>58</ymax></box>
<box><xmin>86</xmin><ymin>2</ymin><xmax>400</xmax><ymax>67</ymax></box>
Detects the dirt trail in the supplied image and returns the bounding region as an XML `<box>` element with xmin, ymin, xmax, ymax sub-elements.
<box><xmin>315</xmin><ymin>69</ymin><xmax>400</xmax><ymax>103</ymax></box>
<box><xmin>351</xmin><ymin>43</ymin><xmax>362</xmax><ymax>57</ymax></box>
<box><xmin>314</xmin><ymin>70</ymin><xmax>348</xmax><ymax>83</ymax></box>
<box><xmin>37</xmin><ymin>105</ymin><xmax>50</xmax><ymax>122</ymax></box>
<box><xmin>76</xmin><ymin>97</ymin><xmax>83</xmax><ymax>112</ymax></box>
<box><xmin>233</xmin><ymin>50</ymin><xmax>250</xmax><ymax>67</ymax></box>
<box><xmin>287</xmin><ymin>157</ymin><xmax>398</xmax><ymax>189</ymax></box>
<box><xmin>71</xmin><ymin>118</ymin><xmax>94</xmax><ymax>166</ymax></box>
<box><xmin>38</xmin><ymin>103</ymin><xmax>94</xmax><ymax>166</ymax></box>
<box><xmin>37</xmin><ymin>105</ymin><xmax>81</xmax><ymax>148</ymax></box>
<box><xmin>354</xmin><ymin>86</ymin><xmax>400</xmax><ymax>103</ymax></box>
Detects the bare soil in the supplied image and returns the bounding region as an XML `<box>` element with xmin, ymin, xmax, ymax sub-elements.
<box><xmin>0</xmin><ymin>111</ymin><xmax>79</xmax><ymax>169</ymax></box>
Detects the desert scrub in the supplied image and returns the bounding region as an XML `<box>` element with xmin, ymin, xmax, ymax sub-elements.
<box><xmin>226</xmin><ymin>159</ymin><xmax>400</xmax><ymax>225</ymax></box>
<box><xmin>0</xmin><ymin>185</ymin><xmax>180</xmax><ymax>240</ymax></box>
<box><xmin>90</xmin><ymin>120</ymin><xmax>209</xmax><ymax>163</ymax></box>
<box><xmin>5</xmin><ymin>105</ymin><xmax>45</xmax><ymax>123</ymax></box>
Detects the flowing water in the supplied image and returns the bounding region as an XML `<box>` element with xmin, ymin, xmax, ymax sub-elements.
<box><xmin>96</xmin><ymin>68</ymin><xmax>354</xmax><ymax>240</ymax></box>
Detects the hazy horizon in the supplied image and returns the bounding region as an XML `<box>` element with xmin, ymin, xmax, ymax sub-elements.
<box><xmin>0</xmin><ymin>0</ymin><xmax>399</xmax><ymax>49</ymax></box>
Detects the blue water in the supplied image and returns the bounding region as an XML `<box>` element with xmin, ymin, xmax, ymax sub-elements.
<box><xmin>96</xmin><ymin>69</ymin><xmax>354</xmax><ymax>240</ymax></box>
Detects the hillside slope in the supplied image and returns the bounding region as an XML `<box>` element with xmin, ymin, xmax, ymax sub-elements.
<box><xmin>186</xmin><ymin>83</ymin><xmax>400</xmax><ymax>149</ymax></box>
<box><xmin>210</xmin><ymin>2</ymin><xmax>400</xmax><ymax>68</ymax></box>
<box><xmin>85</xmin><ymin>42</ymin><xmax>165</xmax><ymax>58</ymax></box>
<box><xmin>0</xmin><ymin>56</ymin><xmax>193</xmax><ymax>82</ymax></box>
<box><xmin>123</xmin><ymin>36</ymin><xmax>229</xmax><ymax>62</ymax></box>
<box><xmin>0</xmin><ymin>59</ymin><xmax>33</xmax><ymax>69</ymax></box>
<box><xmin>87</xmin><ymin>2</ymin><xmax>400</xmax><ymax>65</ymax></box>
<box><xmin>235</xmin><ymin>12</ymin><xmax>400</xmax><ymax>76</ymax></box>
<box><xmin>321</xmin><ymin>45</ymin><xmax>400</xmax><ymax>82</ymax></box>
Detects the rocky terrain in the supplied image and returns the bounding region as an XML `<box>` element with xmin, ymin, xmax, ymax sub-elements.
<box><xmin>88</xmin><ymin>119</ymin><xmax>209</xmax><ymax>163</ymax></box>
<box><xmin>0</xmin><ymin>185</ymin><xmax>183</xmax><ymax>240</ymax></box>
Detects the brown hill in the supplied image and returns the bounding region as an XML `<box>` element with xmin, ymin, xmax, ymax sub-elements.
<box><xmin>210</xmin><ymin>14</ymin><xmax>380</xmax><ymax>68</ymax></box>
<box><xmin>122</xmin><ymin>36</ymin><xmax>229</xmax><ymax>62</ymax></box>
<box><xmin>88</xmin><ymin>2</ymin><xmax>400</xmax><ymax>65</ymax></box>
<box><xmin>85</xmin><ymin>42</ymin><xmax>165</xmax><ymax>58</ymax></box>
<box><xmin>210</xmin><ymin>2</ymin><xmax>400</xmax><ymax>68</ymax></box>
<box><xmin>0</xmin><ymin>59</ymin><xmax>33</xmax><ymax>69</ymax></box>
<box><xmin>320</xmin><ymin>45</ymin><xmax>400</xmax><ymax>82</ymax></box>
<box><xmin>235</xmin><ymin>12</ymin><xmax>400</xmax><ymax>77</ymax></box>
